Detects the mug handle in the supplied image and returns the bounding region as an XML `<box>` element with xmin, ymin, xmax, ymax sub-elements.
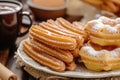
<box><xmin>18</xmin><ymin>11</ymin><xmax>32</xmax><ymax>37</ymax></box>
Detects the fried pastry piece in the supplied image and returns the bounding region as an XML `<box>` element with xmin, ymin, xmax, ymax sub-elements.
<box><xmin>70</xmin><ymin>48</ymin><xmax>80</xmax><ymax>58</ymax></box>
<box><xmin>47</xmin><ymin>19</ymin><xmax>82</xmax><ymax>37</ymax></box>
<box><xmin>39</xmin><ymin>22</ymin><xmax>84</xmax><ymax>57</ymax></box>
<box><xmin>29</xmin><ymin>25</ymin><xmax>77</xmax><ymax>50</ymax></box>
<box><xmin>56</xmin><ymin>18</ymin><xmax>88</xmax><ymax>40</ymax></box>
<box><xmin>23</xmin><ymin>41</ymin><xmax>66</xmax><ymax>72</ymax></box>
<box><xmin>79</xmin><ymin>42</ymin><xmax>120</xmax><ymax>71</ymax></box>
<box><xmin>47</xmin><ymin>19</ymin><xmax>87</xmax><ymax>57</ymax></box>
<box><xmin>45</xmin><ymin>21</ymin><xmax>84</xmax><ymax>47</ymax></box>
<box><xmin>85</xmin><ymin>16</ymin><xmax>120</xmax><ymax>46</ymax></box>
<box><xmin>30</xmin><ymin>39</ymin><xmax>73</xmax><ymax>63</ymax></box>
<box><xmin>82</xmin><ymin>0</ymin><xmax>103</xmax><ymax>8</ymax></box>
<box><xmin>66</xmin><ymin>61</ymin><xmax>77</xmax><ymax>71</ymax></box>
<box><xmin>72</xmin><ymin>21</ymin><xmax>85</xmax><ymax>31</ymax></box>
<box><xmin>56</xmin><ymin>18</ymin><xmax>85</xmax><ymax>34</ymax></box>
<box><xmin>90</xmin><ymin>35</ymin><xmax>120</xmax><ymax>46</ymax></box>
<box><xmin>39</xmin><ymin>22</ymin><xmax>83</xmax><ymax>41</ymax></box>
<box><xmin>47</xmin><ymin>19</ymin><xmax>66</xmax><ymax>29</ymax></box>
<box><xmin>82</xmin><ymin>0</ymin><xmax>120</xmax><ymax>13</ymax></box>
<box><xmin>47</xmin><ymin>19</ymin><xmax>86</xmax><ymax>40</ymax></box>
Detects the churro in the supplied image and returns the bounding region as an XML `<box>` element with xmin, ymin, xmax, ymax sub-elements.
<box><xmin>23</xmin><ymin>41</ymin><xmax>66</xmax><ymax>72</ymax></box>
<box><xmin>72</xmin><ymin>21</ymin><xmax>85</xmax><ymax>31</ymax></box>
<box><xmin>30</xmin><ymin>39</ymin><xmax>73</xmax><ymax>63</ymax></box>
<box><xmin>39</xmin><ymin>22</ymin><xmax>84</xmax><ymax>57</ymax></box>
<box><xmin>66</xmin><ymin>61</ymin><xmax>77</xmax><ymax>71</ymax></box>
<box><xmin>56</xmin><ymin>18</ymin><xmax>86</xmax><ymax>35</ymax></box>
<box><xmin>30</xmin><ymin>25</ymin><xmax>77</xmax><ymax>50</ymax></box>
<box><xmin>47</xmin><ymin>19</ymin><xmax>81</xmax><ymax>36</ymax></box>
<box><xmin>56</xmin><ymin>18</ymin><xmax>88</xmax><ymax>41</ymax></box>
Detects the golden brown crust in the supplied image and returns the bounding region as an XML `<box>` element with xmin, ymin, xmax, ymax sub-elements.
<box><xmin>23</xmin><ymin>41</ymin><xmax>66</xmax><ymax>72</ymax></box>
<box><xmin>66</xmin><ymin>61</ymin><xmax>77</xmax><ymax>71</ymax></box>
<box><xmin>85</xmin><ymin>16</ymin><xmax>120</xmax><ymax>46</ymax></box>
<box><xmin>79</xmin><ymin>42</ymin><xmax>120</xmax><ymax>71</ymax></box>
<box><xmin>56</xmin><ymin>18</ymin><xmax>88</xmax><ymax>41</ymax></box>
<box><xmin>39</xmin><ymin>22</ymin><xmax>84</xmax><ymax>57</ymax></box>
<box><xmin>30</xmin><ymin>39</ymin><xmax>73</xmax><ymax>63</ymax></box>
<box><xmin>30</xmin><ymin>25</ymin><xmax>77</xmax><ymax>50</ymax></box>
<box><xmin>82</xmin><ymin>0</ymin><xmax>120</xmax><ymax>13</ymax></box>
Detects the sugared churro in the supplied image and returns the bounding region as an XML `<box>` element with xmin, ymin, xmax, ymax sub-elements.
<box><xmin>30</xmin><ymin>39</ymin><xmax>73</xmax><ymax>63</ymax></box>
<box><xmin>23</xmin><ymin>41</ymin><xmax>66</xmax><ymax>72</ymax></box>
<box><xmin>30</xmin><ymin>25</ymin><xmax>77</xmax><ymax>50</ymax></box>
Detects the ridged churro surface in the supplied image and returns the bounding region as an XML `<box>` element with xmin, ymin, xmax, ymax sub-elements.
<box><xmin>30</xmin><ymin>39</ymin><xmax>73</xmax><ymax>63</ymax></box>
<box><xmin>30</xmin><ymin>25</ymin><xmax>77</xmax><ymax>50</ymax></box>
<box><xmin>22</xmin><ymin>18</ymin><xmax>87</xmax><ymax>72</ymax></box>
<box><xmin>23</xmin><ymin>41</ymin><xmax>66</xmax><ymax>72</ymax></box>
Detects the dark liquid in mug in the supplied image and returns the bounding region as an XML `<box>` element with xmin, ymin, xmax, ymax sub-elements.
<box><xmin>0</xmin><ymin>2</ymin><xmax>21</xmax><ymax>50</ymax></box>
<box><xmin>0</xmin><ymin>3</ymin><xmax>20</xmax><ymax>14</ymax></box>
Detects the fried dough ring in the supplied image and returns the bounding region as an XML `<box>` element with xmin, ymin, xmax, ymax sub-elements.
<box><xmin>90</xmin><ymin>36</ymin><xmax>120</xmax><ymax>46</ymax></box>
<box><xmin>23</xmin><ymin>41</ymin><xmax>66</xmax><ymax>72</ymax></box>
<box><xmin>79</xmin><ymin>42</ymin><xmax>120</xmax><ymax>71</ymax></box>
<box><xmin>85</xmin><ymin>16</ymin><xmax>120</xmax><ymax>46</ymax></box>
<box><xmin>90</xmin><ymin>30</ymin><xmax>120</xmax><ymax>39</ymax></box>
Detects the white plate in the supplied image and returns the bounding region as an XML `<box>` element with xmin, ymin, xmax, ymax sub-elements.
<box><xmin>17</xmin><ymin>39</ymin><xmax>120</xmax><ymax>78</ymax></box>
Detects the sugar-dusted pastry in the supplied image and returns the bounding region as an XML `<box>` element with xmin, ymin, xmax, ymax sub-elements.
<box><xmin>30</xmin><ymin>25</ymin><xmax>77</xmax><ymax>50</ymax></box>
<box><xmin>23</xmin><ymin>41</ymin><xmax>66</xmax><ymax>72</ymax></box>
<box><xmin>30</xmin><ymin>39</ymin><xmax>73</xmax><ymax>63</ymax></box>
<box><xmin>79</xmin><ymin>42</ymin><xmax>120</xmax><ymax>71</ymax></box>
<box><xmin>85</xmin><ymin>16</ymin><xmax>120</xmax><ymax>46</ymax></box>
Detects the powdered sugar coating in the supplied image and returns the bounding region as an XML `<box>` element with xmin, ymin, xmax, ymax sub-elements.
<box><xmin>82</xmin><ymin>45</ymin><xmax>120</xmax><ymax>57</ymax></box>
<box><xmin>87</xmin><ymin>16</ymin><xmax>120</xmax><ymax>33</ymax></box>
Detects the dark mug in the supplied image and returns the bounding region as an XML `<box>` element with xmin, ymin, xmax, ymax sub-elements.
<box><xmin>0</xmin><ymin>0</ymin><xmax>32</xmax><ymax>50</ymax></box>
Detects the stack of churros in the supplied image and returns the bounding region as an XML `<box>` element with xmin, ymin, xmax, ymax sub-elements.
<box><xmin>82</xmin><ymin>0</ymin><xmax>120</xmax><ymax>13</ymax></box>
<box><xmin>23</xmin><ymin>18</ymin><xmax>87</xmax><ymax>72</ymax></box>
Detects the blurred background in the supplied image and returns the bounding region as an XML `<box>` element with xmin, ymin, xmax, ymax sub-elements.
<box><xmin>8</xmin><ymin>0</ymin><xmax>119</xmax><ymax>24</ymax></box>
